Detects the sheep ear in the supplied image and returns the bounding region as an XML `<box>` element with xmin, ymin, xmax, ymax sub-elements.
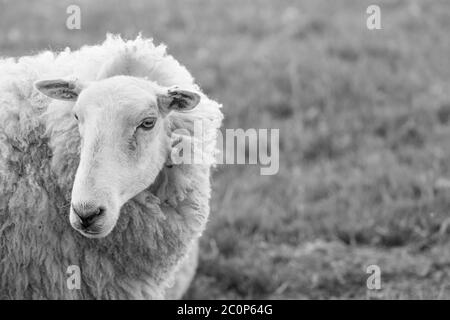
<box><xmin>34</xmin><ymin>79</ymin><xmax>85</xmax><ymax>101</ymax></box>
<box><xmin>157</xmin><ymin>86</ymin><xmax>201</xmax><ymax>115</ymax></box>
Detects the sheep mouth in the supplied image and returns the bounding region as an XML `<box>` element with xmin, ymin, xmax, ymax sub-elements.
<box><xmin>72</xmin><ymin>223</ymin><xmax>106</xmax><ymax>238</ymax></box>
<box><xmin>82</xmin><ymin>229</ymin><xmax>100</xmax><ymax>235</ymax></box>
<box><xmin>76</xmin><ymin>228</ymin><xmax>107</xmax><ymax>239</ymax></box>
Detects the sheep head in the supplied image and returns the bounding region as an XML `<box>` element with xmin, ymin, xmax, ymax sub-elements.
<box><xmin>35</xmin><ymin>76</ymin><xmax>201</xmax><ymax>238</ymax></box>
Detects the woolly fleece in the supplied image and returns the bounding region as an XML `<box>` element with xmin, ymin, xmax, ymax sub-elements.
<box><xmin>0</xmin><ymin>35</ymin><xmax>223</xmax><ymax>299</ymax></box>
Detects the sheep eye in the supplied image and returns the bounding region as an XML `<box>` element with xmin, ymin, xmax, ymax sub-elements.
<box><xmin>74</xmin><ymin>113</ymin><xmax>79</xmax><ymax>121</ymax></box>
<box><xmin>138</xmin><ymin>117</ymin><xmax>157</xmax><ymax>130</ymax></box>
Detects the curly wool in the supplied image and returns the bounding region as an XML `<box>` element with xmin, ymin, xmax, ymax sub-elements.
<box><xmin>0</xmin><ymin>35</ymin><xmax>223</xmax><ymax>299</ymax></box>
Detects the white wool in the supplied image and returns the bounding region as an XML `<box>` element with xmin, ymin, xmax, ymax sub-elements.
<box><xmin>0</xmin><ymin>35</ymin><xmax>223</xmax><ymax>299</ymax></box>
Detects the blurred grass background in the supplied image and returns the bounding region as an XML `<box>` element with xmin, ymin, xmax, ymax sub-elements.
<box><xmin>1</xmin><ymin>0</ymin><xmax>450</xmax><ymax>299</ymax></box>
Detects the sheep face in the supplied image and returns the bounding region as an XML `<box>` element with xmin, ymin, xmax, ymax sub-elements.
<box><xmin>35</xmin><ymin>76</ymin><xmax>201</xmax><ymax>238</ymax></box>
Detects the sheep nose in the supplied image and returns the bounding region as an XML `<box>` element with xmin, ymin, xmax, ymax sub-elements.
<box><xmin>72</xmin><ymin>203</ymin><xmax>104</xmax><ymax>228</ymax></box>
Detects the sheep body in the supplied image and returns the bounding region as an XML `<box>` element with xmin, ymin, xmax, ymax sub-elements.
<box><xmin>0</xmin><ymin>35</ymin><xmax>223</xmax><ymax>299</ymax></box>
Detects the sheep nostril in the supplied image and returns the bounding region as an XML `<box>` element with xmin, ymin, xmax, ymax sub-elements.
<box><xmin>91</xmin><ymin>207</ymin><xmax>101</xmax><ymax>216</ymax></box>
<box><xmin>97</xmin><ymin>206</ymin><xmax>105</xmax><ymax>216</ymax></box>
<box><xmin>72</xmin><ymin>204</ymin><xmax>105</xmax><ymax>228</ymax></box>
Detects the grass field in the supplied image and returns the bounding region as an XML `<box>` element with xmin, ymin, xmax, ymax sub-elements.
<box><xmin>1</xmin><ymin>0</ymin><xmax>450</xmax><ymax>299</ymax></box>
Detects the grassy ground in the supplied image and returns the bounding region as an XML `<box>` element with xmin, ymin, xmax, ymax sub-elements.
<box><xmin>1</xmin><ymin>0</ymin><xmax>450</xmax><ymax>299</ymax></box>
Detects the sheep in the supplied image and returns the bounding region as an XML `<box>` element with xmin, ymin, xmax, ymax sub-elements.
<box><xmin>0</xmin><ymin>35</ymin><xmax>223</xmax><ymax>299</ymax></box>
